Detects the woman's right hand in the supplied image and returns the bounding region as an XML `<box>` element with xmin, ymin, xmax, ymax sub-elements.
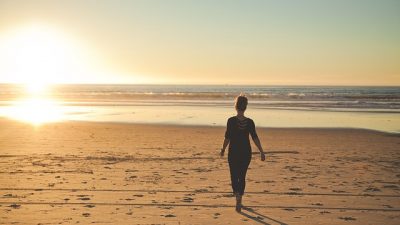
<box><xmin>260</xmin><ymin>152</ymin><xmax>266</xmax><ymax>161</ymax></box>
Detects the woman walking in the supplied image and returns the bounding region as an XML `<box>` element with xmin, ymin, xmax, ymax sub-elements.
<box><xmin>220</xmin><ymin>94</ymin><xmax>266</xmax><ymax>212</ymax></box>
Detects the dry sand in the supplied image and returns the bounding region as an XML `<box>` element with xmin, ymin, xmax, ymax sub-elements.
<box><xmin>0</xmin><ymin>118</ymin><xmax>399</xmax><ymax>224</ymax></box>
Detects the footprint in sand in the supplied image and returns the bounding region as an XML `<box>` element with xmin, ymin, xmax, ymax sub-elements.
<box><xmin>283</xmin><ymin>208</ymin><xmax>296</xmax><ymax>211</ymax></box>
<box><xmin>311</xmin><ymin>203</ymin><xmax>324</xmax><ymax>206</ymax></box>
<box><xmin>383</xmin><ymin>185</ymin><xmax>399</xmax><ymax>190</ymax></box>
<box><xmin>3</xmin><ymin>193</ymin><xmax>14</xmax><ymax>198</ymax></box>
<box><xmin>194</xmin><ymin>189</ymin><xmax>208</xmax><ymax>193</ymax></box>
<box><xmin>164</xmin><ymin>214</ymin><xmax>176</xmax><ymax>217</ymax></box>
<box><xmin>289</xmin><ymin>187</ymin><xmax>302</xmax><ymax>191</ymax></box>
<box><xmin>82</xmin><ymin>213</ymin><xmax>91</xmax><ymax>217</ymax></box>
<box><xmin>9</xmin><ymin>204</ymin><xmax>21</xmax><ymax>209</ymax></box>
<box><xmin>364</xmin><ymin>186</ymin><xmax>381</xmax><ymax>192</ymax></box>
<box><xmin>77</xmin><ymin>195</ymin><xmax>91</xmax><ymax>201</ymax></box>
<box><xmin>338</xmin><ymin>216</ymin><xmax>356</xmax><ymax>221</ymax></box>
<box><xmin>182</xmin><ymin>197</ymin><xmax>194</xmax><ymax>203</ymax></box>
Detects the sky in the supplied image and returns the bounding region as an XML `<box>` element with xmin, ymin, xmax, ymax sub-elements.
<box><xmin>0</xmin><ymin>0</ymin><xmax>399</xmax><ymax>85</ymax></box>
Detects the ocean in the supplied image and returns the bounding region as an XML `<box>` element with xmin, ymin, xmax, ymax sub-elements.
<box><xmin>0</xmin><ymin>84</ymin><xmax>399</xmax><ymax>132</ymax></box>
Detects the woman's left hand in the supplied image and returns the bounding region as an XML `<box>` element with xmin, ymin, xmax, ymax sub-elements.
<box><xmin>260</xmin><ymin>152</ymin><xmax>266</xmax><ymax>161</ymax></box>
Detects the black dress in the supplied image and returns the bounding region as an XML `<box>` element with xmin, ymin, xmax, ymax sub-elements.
<box><xmin>225</xmin><ymin>116</ymin><xmax>258</xmax><ymax>195</ymax></box>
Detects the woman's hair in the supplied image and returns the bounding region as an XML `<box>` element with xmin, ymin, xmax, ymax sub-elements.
<box><xmin>235</xmin><ymin>94</ymin><xmax>248</xmax><ymax>111</ymax></box>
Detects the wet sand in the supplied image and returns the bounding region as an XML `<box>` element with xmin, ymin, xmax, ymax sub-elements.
<box><xmin>0</xmin><ymin>118</ymin><xmax>399</xmax><ymax>224</ymax></box>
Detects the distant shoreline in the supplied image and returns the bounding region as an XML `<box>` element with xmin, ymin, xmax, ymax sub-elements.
<box><xmin>1</xmin><ymin>117</ymin><xmax>398</xmax><ymax>135</ymax></box>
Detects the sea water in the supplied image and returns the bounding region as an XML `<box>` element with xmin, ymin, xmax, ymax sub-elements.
<box><xmin>0</xmin><ymin>84</ymin><xmax>399</xmax><ymax>132</ymax></box>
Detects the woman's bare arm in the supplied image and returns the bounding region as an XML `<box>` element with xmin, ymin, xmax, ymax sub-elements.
<box><xmin>220</xmin><ymin>138</ymin><xmax>230</xmax><ymax>157</ymax></box>
<box><xmin>252</xmin><ymin>137</ymin><xmax>266</xmax><ymax>161</ymax></box>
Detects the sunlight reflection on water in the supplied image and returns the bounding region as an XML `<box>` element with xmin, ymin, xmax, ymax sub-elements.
<box><xmin>0</xmin><ymin>98</ymin><xmax>399</xmax><ymax>133</ymax></box>
<box><xmin>2</xmin><ymin>97</ymin><xmax>65</xmax><ymax>125</ymax></box>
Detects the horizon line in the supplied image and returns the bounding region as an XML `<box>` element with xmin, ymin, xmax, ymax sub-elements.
<box><xmin>0</xmin><ymin>82</ymin><xmax>399</xmax><ymax>87</ymax></box>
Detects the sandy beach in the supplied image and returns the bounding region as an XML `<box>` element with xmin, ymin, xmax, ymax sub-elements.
<box><xmin>0</xmin><ymin>118</ymin><xmax>399</xmax><ymax>224</ymax></box>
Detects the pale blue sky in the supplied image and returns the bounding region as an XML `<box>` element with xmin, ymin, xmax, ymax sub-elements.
<box><xmin>0</xmin><ymin>0</ymin><xmax>399</xmax><ymax>85</ymax></box>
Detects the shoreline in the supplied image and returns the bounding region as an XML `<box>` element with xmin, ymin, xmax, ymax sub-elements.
<box><xmin>2</xmin><ymin>101</ymin><xmax>399</xmax><ymax>133</ymax></box>
<box><xmin>68</xmin><ymin>120</ymin><xmax>400</xmax><ymax>135</ymax></box>
<box><xmin>2</xmin><ymin>99</ymin><xmax>400</xmax><ymax>113</ymax></box>
<box><xmin>1</xmin><ymin>117</ymin><xmax>399</xmax><ymax>135</ymax></box>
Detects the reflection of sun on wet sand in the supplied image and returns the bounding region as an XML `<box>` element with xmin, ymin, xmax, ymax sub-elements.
<box><xmin>3</xmin><ymin>97</ymin><xmax>64</xmax><ymax>125</ymax></box>
<box><xmin>0</xmin><ymin>119</ymin><xmax>399</xmax><ymax>224</ymax></box>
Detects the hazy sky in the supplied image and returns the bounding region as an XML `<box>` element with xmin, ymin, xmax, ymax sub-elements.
<box><xmin>0</xmin><ymin>0</ymin><xmax>399</xmax><ymax>85</ymax></box>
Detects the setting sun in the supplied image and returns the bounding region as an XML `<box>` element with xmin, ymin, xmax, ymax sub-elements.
<box><xmin>0</xmin><ymin>23</ymin><xmax>122</xmax><ymax>86</ymax></box>
<box><xmin>1</xmin><ymin>25</ymin><xmax>74</xmax><ymax>84</ymax></box>
<box><xmin>0</xmin><ymin>23</ymin><xmax>146</xmax><ymax>86</ymax></box>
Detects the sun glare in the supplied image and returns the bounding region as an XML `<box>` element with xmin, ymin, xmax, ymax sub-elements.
<box><xmin>26</xmin><ymin>82</ymin><xmax>48</xmax><ymax>95</ymax></box>
<box><xmin>0</xmin><ymin>23</ymin><xmax>141</xmax><ymax>125</ymax></box>
<box><xmin>0</xmin><ymin>24</ymin><xmax>84</xmax><ymax>125</ymax></box>
<box><xmin>4</xmin><ymin>98</ymin><xmax>64</xmax><ymax>126</ymax></box>
<box><xmin>2</xmin><ymin>25</ymin><xmax>66</xmax><ymax>84</ymax></box>
<box><xmin>0</xmin><ymin>23</ymin><xmax>146</xmax><ymax>87</ymax></box>
<box><xmin>0</xmin><ymin>23</ymin><xmax>103</xmax><ymax>85</ymax></box>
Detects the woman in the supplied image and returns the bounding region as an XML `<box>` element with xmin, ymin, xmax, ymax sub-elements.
<box><xmin>220</xmin><ymin>94</ymin><xmax>265</xmax><ymax>212</ymax></box>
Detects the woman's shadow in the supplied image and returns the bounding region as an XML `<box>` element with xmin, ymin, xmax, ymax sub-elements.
<box><xmin>240</xmin><ymin>206</ymin><xmax>288</xmax><ymax>225</ymax></box>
